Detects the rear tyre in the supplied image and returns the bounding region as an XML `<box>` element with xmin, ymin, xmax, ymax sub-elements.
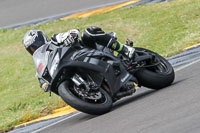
<box><xmin>134</xmin><ymin>47</ymin><xmax>175</xmax><ymax>89</ymax></box>
<box><xmin>58</xmin><ymin>81</ymin><xmax>113</xmax><ymax>115</ymax></box>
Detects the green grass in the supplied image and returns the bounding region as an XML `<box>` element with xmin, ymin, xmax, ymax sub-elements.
<box><xmin>0</xmin><ymin>0</ymin><xmax>200</xmax><ymax>131</ymax></box>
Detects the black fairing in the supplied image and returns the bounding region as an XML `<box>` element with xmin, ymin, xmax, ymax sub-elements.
<box><xmin>48</xmin><ymin>46</ymin><xmax>132</xmax><ymax>96</ymax></box>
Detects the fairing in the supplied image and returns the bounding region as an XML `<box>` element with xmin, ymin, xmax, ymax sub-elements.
<box><xmin>32</xmin><ymin>45</ymin><xmax>49</xmax><ymax>79</ymax></box>
<box><xmin>33</xmin><ymin>43</ymin><xmax>133</xmax><ymax>96</ymax></box>
<box><xmin>50</xmin><ymin>47</ymin><xmax>133</xmax><ymax>96</ymax></box>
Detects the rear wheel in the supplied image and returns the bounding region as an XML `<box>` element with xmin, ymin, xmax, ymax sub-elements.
<box><xmin>58</xmin><ymin>76</ymin><xmax>113</xmax><ymax>115</ymax></box>
<box><xmin>134</xmin><ymin>47</ymin><xmax>175</xmax><ymax>89</ymax></box>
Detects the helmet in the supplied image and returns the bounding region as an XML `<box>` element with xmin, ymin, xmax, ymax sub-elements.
<box><xmin>22</xmin><ymin>29</ymin><xmax>49</xmax><ymax>55</ymax></box>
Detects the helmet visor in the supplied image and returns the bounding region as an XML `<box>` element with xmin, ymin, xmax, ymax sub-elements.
<box><xmin>26</xmin><ymin>45</ymin><xmax>37</xmax><ymax>55</ymax></box>
<box><xmin>26</xmin><ymin>40</ymin><xmax>44</xmax><ymax>55</ymax></box>
<box><xmin>23</xmin><ymin>29</ymin><xmax>48</xmax><ymax>55</ymax></box>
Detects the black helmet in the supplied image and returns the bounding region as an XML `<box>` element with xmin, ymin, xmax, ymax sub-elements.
<box><xmin>23</xmin><ymin>29</ymin><xmax>49</xmax><ymax>55</ymax></box>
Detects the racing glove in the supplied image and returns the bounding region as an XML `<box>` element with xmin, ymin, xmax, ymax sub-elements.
<box><xmin>51</xmin><ymin>29</ymin><xmax>80</xmax><ymax>46</ymax></box>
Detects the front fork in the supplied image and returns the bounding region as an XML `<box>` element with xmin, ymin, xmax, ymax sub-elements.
<box><xmin>71</xmin><ymin>73</ymin><xmax>102</xmax><ymax>100</ymax></box>
<box><xmin>71</xmin><ymin>74</ymin><xmax>89</xmax><ymax>91</ymax></box>
<box><xmin>71</xmin><ymin>73</ymin><xmax>99</xmax><ymax>92</ymax></box>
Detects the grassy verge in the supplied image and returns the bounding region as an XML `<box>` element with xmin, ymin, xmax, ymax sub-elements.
<box><xmin>0</xmin><ymin>0</ymin><xmax>200</xmax><ymax>131</ymax></box>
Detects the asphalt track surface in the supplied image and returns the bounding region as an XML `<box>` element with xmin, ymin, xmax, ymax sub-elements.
<box><xmin>0</xmin><ymin>0</ymin><xmax>172</xmax><ymax>29</ymax></box>
<box><xmin>0</xmin><ymin>0</ymin><xmax>130</xmax><ymax>29</ymax></box>
<box><xmin>28</xmin><ymin>59</ymin><xmax>200</xmax><ymax>133</ymax></box>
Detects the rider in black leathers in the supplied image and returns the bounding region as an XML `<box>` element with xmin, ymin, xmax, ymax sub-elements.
<box><xmin>23</xmin><ymin>26</ymin><xmax>135</xmax><ymax>91</ymax></box>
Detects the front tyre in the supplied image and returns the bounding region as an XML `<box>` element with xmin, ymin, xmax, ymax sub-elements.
<box><xmin>58</xmin><ymin>81</ymin><xmax>113</xmax><ymax>115</ymax></box>
<box><xmin>134</xmin><ymin>47</ymin><xmax>175</xmax><ymax>89</ymax></box>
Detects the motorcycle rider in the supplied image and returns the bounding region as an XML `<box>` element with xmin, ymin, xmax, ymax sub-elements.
<box><xmin>23</xmin><ymin>26</ymin><xmax>135</xmax><ymax>91</ymax></box>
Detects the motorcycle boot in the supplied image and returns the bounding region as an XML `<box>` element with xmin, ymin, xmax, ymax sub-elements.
<box><xmin>109</xmin><ymin>39</ymin><xmax>135</xmax><ymax>59</ymax></box>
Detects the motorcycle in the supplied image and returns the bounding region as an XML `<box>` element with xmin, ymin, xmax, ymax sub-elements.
<box><xmin>33</xmin><ymin>39</ymin><xmax>175</xmax><ymax>115</ymax></box>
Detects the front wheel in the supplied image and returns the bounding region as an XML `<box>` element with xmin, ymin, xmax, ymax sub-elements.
<box><xmin>134</xmin><ymin>47</ymin><xmax>175</xmax><ymax>89</ymax></box>
<box><xmin>58</xmin><ymin>80</ymin><xmax>113</xmax><ymax>115</ymax></box>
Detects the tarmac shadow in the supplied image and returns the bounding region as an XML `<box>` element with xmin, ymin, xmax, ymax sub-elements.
<box><xmin>112</xmin><ymin>89</ymin><xmax>156</xmax><ymax>110</ymax></box>
<box><xmin>112</xmin><ymin>78</ymin><xmax>186</xmax><ymax>110</ymax></box>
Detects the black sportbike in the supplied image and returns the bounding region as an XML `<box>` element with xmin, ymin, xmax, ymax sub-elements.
<box><xmin>33</xmin><ymin>40</ymin><xmax>174</xmax><ymax>115</ymax></box>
